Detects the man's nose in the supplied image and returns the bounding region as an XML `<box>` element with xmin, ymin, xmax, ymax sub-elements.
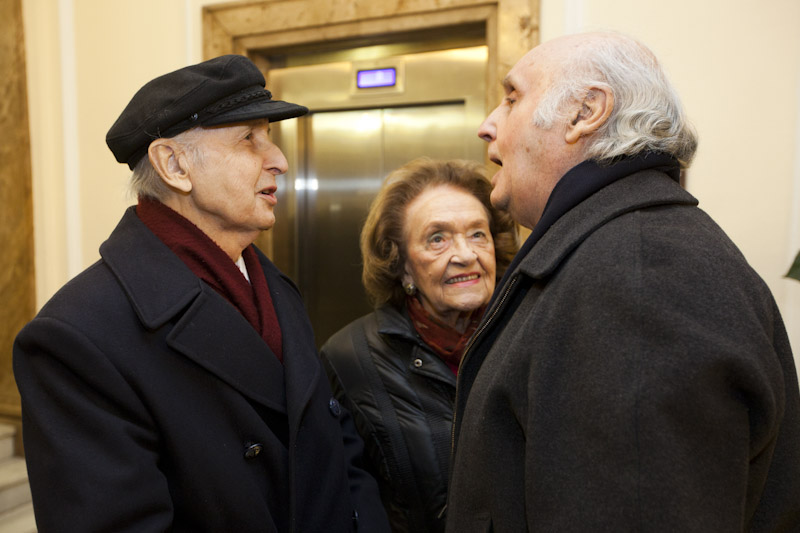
<box><xmin>264</xmin><ymin>144</ymin><xmax>289</xmax><ymax>175</ymax></box>
<box><xmin>478</xmin><ymin>108</ymin><xmax>499</xmax><ymax>142</ymax></box>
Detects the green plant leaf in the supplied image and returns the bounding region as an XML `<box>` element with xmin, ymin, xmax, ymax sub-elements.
<box><xmin>786</xmin><ymin>250</ymin><xmax>800</xmax><ymax>281</ymax></box>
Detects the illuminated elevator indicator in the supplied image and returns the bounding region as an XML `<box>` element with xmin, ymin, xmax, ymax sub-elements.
<box><xmin>357</xmin><ymin>68</ymin><xmax>396</xmax><ymax>88</ymax></box>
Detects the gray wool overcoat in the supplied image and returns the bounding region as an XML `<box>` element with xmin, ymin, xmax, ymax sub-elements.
<box><xmin>447</xmin><ymin>169</ymin><xmax>800</xmax><ymax>532</ymax></box>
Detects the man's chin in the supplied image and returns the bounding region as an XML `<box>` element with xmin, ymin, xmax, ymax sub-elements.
<box><xmin>254</xmin><ymin>216</ymin><xmax>276</xmax><ymax>233</ymax></box>
<box><xmin>489</xmin><ymin>193</ymin><xmax>509</xmax><ymax>212</ymax></box>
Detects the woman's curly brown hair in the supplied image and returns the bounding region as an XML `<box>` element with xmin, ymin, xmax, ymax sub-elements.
<box><xmin>361</xmin><ymin>157</ymin><xmax>519</xmax><ymax>309</ymax></box>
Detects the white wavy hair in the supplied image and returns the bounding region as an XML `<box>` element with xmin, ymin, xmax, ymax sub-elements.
<box><xmin>533</xmin><ymin>32</ymin><xmax>698</xmax><ymax>169</ymax></box>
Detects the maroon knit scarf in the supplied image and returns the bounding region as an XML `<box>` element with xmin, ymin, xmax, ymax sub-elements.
<box><xmin>406</xmin><ymin>296</ymin><xmax>485</xmax><ymax>375</ymax></box>
<box><xmin>136</xmin><ymin>196</ymin><xmax>283</xmax><ymax>361</ymax></box>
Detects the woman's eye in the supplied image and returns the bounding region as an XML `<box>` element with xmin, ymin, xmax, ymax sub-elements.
<box><xmin>470</xmin><ymin>230</ymin><xmax>490</xmax><ymax>243</ymax></box>
<box><xmin>428</xmin><ymin>233</ymin><xmax>447</xmax><ymax>248</ymax></box>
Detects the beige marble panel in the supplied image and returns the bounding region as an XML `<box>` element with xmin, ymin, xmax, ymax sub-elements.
<box><xmin>0</xmin><ymin>0</ymin><xmax>34</xmax><ymax>422</ymax></box>
<box><xmin>203</xmin><ymin>0</ymin><xmax>539</xmax><ymax>117</ymax></box>
<box><xmin>235</xmin><ymin>6</ymin><xmax>495</xmax><ymax>52</ymax></box>
<box><xmin>209</xmin><ymin>0</ymin><xmax>495</xmax><ymax>35</ymax></box>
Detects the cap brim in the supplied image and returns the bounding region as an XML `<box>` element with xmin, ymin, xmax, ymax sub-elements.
<box><xmin>202</xmin><ymin>99</ymin><xmax>309</xmax><ymax>126</ymax></box>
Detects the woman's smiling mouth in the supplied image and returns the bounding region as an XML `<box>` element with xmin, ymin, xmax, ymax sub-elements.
<box><xmin>446</xmin><ymin>273</ymin><xmax>480</xmax><ymax>284</ymax></box>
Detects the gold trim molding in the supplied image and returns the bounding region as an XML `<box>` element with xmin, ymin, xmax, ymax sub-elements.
<box><xmin>203</xmin><ymin>0</ymin><xmax>539</xmax><ymax>119</ymax></box>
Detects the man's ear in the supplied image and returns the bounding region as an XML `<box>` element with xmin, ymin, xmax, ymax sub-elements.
<box><xmin>147</xmin><ymin>139</ymin><xmax>193</xmax><ymax>193</ymax></box>
<box><xmin>565</xmin><ymin>85</ymin><xmax>614</xmax><ymax>144</ymax></box>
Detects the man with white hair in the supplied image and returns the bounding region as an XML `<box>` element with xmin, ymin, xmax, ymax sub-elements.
<box><xmin>447</xmin><ymin>32</ymin><xmax>800</xmax><ymax>531</ymax></box>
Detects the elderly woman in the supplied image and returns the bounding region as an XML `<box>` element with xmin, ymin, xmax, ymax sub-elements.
<box><xmin>320</xmin><ymin>158</ymin><xmax>518</xmax><ymax>532</ymax></box>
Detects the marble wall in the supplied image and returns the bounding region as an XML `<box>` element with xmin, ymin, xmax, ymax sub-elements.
<box><xmin>0</xmin><ymin>0</ymin><xmax>34</xmax><ymax>430</ymax></box>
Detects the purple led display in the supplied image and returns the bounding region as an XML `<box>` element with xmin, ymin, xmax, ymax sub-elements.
<box><xmin>357</xmin><ymin>68</ymin><xmax>397</xmax><ymax>89</ymax></box>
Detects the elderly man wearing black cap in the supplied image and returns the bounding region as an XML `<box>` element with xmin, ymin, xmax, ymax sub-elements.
<box><xmin>14</xmin><ymin>55</ymin><xmax>389</xmax><ymax>533</ymax></box>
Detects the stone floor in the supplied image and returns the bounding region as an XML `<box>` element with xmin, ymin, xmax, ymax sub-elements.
<box><xmin>0</xmin><ymin>425</ymin><xmax>34</xmax><ymax>533</ymax></box>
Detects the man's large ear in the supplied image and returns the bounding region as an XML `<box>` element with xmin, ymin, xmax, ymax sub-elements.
<box><xmin>565</xmin><ymin>85</ymin><xmax>614</xmax><ymax>144</ymax></box>
<box><xmin>147</xmin><ymin>139</ymin><xmax>193</xmax><ymax>193</ymax></box>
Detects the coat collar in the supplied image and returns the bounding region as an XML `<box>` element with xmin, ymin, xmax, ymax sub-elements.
<box><xmin>100</xmin><ymin>207</ymin><xmax>203</xmax><ymax>330</ymax></box>
<box><xmin>375</xmin><ymin>304</ymin><xmax>416</xmax><ymax>341</ymax></box>
<box><xmin>491</xmin><ymin>153</ymin><xmax>683</xmax><ymax>307</ymax></box>
<box><xmin>516</xmin><ymin>169</ymin><xmax>698</xmax><ymax>280</ymax></box>
<box><xmin>374</xmin><ymin>304</ymin><xmax>457</xmax><ymax>386</ymax></box>
<box><xmin>99</xmin><ymin>207</ymin><xmax>320</xmax><ymax>418</ymax></box>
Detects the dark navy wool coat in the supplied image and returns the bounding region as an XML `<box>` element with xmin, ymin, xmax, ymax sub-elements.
<box><xmin>14</xmin><ymin>207</ymin><xmax>388</xmax><ymax>533</ymax></box>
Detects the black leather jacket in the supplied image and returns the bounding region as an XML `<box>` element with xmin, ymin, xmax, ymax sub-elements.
<box><xmin>320</xmin><ymin>304</ymin><xmax>456</xmax><ymax>533</ymax></box>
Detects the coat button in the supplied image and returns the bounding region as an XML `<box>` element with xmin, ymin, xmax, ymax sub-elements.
<box><xmin>244</xmin><ymin>443</ymin><xmax>263</xmax><ymax>459</ymax></box>
<box><xmin>329</xmin><ymin>397</ymin><xmax>341</xmax><ymax>417</ymax></box>
<box><xmin>414</xmin><ymin>358</ymin><xmax>423</xmax><ymax>368</ymax></box>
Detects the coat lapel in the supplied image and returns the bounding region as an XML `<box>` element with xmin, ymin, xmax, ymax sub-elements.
<box><xmin>167</xmin><ymin>290</ymin><xmax>287</xmax><ymax>413</ymax></box>
<box><xmin>254</xmin><ymin>250</ymin><xmax>321</xmax><ymax>431</ymax></box>
<box><xmin>101</xmin><ymin>207</ymin><xmax>287</xmax><ymax>414</ymax></box>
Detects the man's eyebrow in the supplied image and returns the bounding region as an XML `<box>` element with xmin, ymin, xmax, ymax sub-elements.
<box><xmin>501</xmin><ymin>77</ymin><xmax>515</xmax><ymax>93</ymax></box>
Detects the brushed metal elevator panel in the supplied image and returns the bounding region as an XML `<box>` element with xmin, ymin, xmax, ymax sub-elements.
<box><xmin>266</xmin><ymin>46</ymin><xmax>487</xmax><ymax>346</ymax></box>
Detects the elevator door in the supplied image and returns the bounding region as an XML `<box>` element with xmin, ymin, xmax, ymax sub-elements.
<box><xmin>300</xmin><ymin>103</ymin><xmax>480</xmax><ymax>346</ymax></box>
<box><xmin>265</xmin><ymin>46</ymin><xmax>487</xmax><ymax>347</ymax></box>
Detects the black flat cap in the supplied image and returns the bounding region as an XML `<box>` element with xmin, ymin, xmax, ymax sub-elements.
<box><xmin>106</xmin><ymin>55</ymin><xmax>308</xmax><ymax>169</ymax></box>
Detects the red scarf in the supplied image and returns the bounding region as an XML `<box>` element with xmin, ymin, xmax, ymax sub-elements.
<box><xmin>136</xmin><ymin>197</ymin><xmax>282</xmax><ymax>361</ymax></box>
<box><xmin>406</xmin><ymin>296</ymin><xmax>485</xmax><ymax>375</ymax></box>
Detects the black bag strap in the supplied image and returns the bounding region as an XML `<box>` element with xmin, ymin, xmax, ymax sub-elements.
<box><xmin>353</xmin><ymin>317</ymin><xmax>427</xmax><ymax>532</ymax></box>
<box><xmin>412</xmin><ymin>369</ymin><xmax>453</xmax><ymax>499</ymax></box>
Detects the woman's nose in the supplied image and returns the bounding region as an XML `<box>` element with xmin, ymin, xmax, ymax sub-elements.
<box><xmin>450</xmin><ymin>236</ymin><xmax>478</xmax><ymax>264</ymax></box>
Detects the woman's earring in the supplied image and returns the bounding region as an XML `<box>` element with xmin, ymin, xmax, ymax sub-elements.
<box><xmin>403</xmin><ymin>282</ymin><xmax>417</xmax><ymax>296</ymax></box>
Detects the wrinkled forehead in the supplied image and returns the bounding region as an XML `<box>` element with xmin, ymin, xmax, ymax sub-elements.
<box><xmin>511</xmin><ymin>33</ymin><xmax>602</xmax><ymax>90</ymax></box>
<box><xmin>205</xmin><ymin>117</ymin><xmax>271</xmax><ymax>132</ymax></box>
<box><xmin>505</xmin><ymin>45</ymin><xmax>558</xmax><ymax>91</ymax></box>
<box><xmin>405</xmin><ymin>185</ymin><xmax>492</xmax><ymax>230</ymax></box>
<box><xmin>181</xmin><ymin>117</ymin><xmax>271</xmax><ymax>141</ymax></box>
